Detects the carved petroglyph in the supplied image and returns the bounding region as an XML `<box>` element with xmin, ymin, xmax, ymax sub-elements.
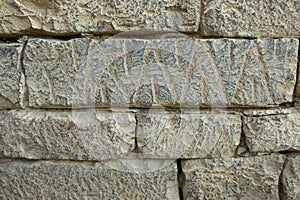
<box><xmin>24</xmin><ymin>37</ymin><xmax>298</xmax><ymax>107</ymax></box>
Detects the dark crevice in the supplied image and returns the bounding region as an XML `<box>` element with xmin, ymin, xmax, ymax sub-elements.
<box><xmin>192</xmin><ymin>35</ymin><xmax>299</xmax><ymax>40</ymax></box>
<box><xmin>235</xmin><ymin>115</ymin><xmax>249</xmax><ymax>157</ymax></box>
<box><xmin>165</xmin><ymin>6</ymin><xmax>187</xmax><ymax>13</ymax></box>
<box><xmin>293</xmin><ymin>39</ymin><xmax>300</xmax><ymax>101</ymax></box>
<box><xmin>19</xmin><ymin>37</ymin><xmax>29</xmax><ymax>108</ymax></box>
<box><xmin>278</xmin><ymin>157</ymin><xmax>289</xmax><ymax>200</ymax></box>
<box><xmin>133</xmin><ymin>114</ymin><xmax>139</xmax><ymax>153</ymax></box>
<box><xmin>0</xmin><ymin>30</ymin><xmax>120</xmax><ymax>40</ymax></box>
<box><xmin>0</xmin><ymin>104</ymin><xmax>297</xmax><ymax>114</ymax></box>
<box><xmin>0</xmin><ymin>37</ymin><xmax>22</xmax><ymax>43</ymax></box>
<box><xmin>177</xmin><ymin>159</ymin><xmax>184</xmax><ymax>200</ymax></box>
<box><xmin>198</xmin><ymin>0</ymin><xmax>205</xmax><ymax>35</ymax></box>
<box><xmin>278</xmin><ymin>150</ymin><xmax>300</xmax><ymax>155</ymax></box>
<box><xmin>0</xmin><ymin>156</ymin><xmax>104</xmax><ymax>164</ymax></box>
<box><xmin>279</xmin><ymin>102</ymin><xmax>294</xmax><ymax>107</ymax></box>
<box><xmin>1</xmin><ymin>32</ymin><xmax>298</xmax><ymax>41</ymax></box>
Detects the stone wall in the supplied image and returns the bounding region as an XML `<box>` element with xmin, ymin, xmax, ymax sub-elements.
<box><xmin>0</xmin><ymin>0</ymin><xmax>300</xmax><ymax>199</ymax></box>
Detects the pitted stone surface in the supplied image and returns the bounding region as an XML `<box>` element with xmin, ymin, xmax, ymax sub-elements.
<box><xmin>204</xmin><ymin>39</ymin><xmax>298</xmax><ymax>106</ymax></box>
<box><xmin>281</xmin><ymin>155</ymin><xmax>300</xmax><ymax>200</ymax></box>
<box><xmin>0</xmin><ymin>0</ymin><xmax>200</xmax><ymax>35</ymax></box>
<box><xmin>181</xmin><ymin>154</ymin><xmax>285</xmax><ymax>199</ymax></box>
<box><xmin>24</xmin><ymin>38</ymin><xmax>90</xmax><ymax>107</ymax></box>
<box><xmin>0</xmin><ymin>43</ymin><xmax>24</xmax><ymax>109</ymax></box>
<box><xmin>136</xmin><ymin>112</ymin><xmax>241</xmax><ymax>159</ymax></box>
<box><xmin>24</xmin><ymin>38</ymin><xmax>298</xmax><ymax>107</ymax></box>
<box><xmin>203</xmin><ymin>0</ymin><xmax>300</xmax><ymax>37</ymax></box>
<box><xmin>0</xmin><ymin>160</ymin><xmax>179</xmax><ymax>199</ymax></box>
<box><xmin>0</xmin><ymin>110</ymin><xmax>135</xmax><ymax>160</ymax></box>
<box><xmin>244</xmin><ymin>109</ymin><xmax>300</xmax><ymax>153</ymax></box>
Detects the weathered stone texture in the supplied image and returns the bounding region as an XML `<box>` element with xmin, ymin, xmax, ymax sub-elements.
<box><xmin>0</xmin><ymin>110</ymin><xmax>135</xmax><ymax>160</ymax></box>
<box><xmin>0</xmin><ymin>43</ymin><xmax>24</xmax><ymax>109</ymax></box>
<box><xmin>244</xmin><ymin>109</ymin><xmax>300</xmax><ymax>153</ymax></box>
<box><xmin>24</xmin><ymin>38</ymin><xmax>90</xmax><ymax>107</ymax></box>
<box><xmin>200</xmin><ymin>39</ymin><xmax>298</xmax><ymax>106</ymax></box>
<box><xmin>281</xmin><ymin>155</ymin><xmax>300</xmax><ymax>200</ymax></box>
<box><xmin>136</xmin><ymin>111</ymin><xmax>241</xmax><ymax>159</ymax></box>
<box><xmin>181</xmin><ymin>154</ymin><xmax>285</xmax><ymax>199</ymax></box>
<box><xmin>0</xmin><ymin>160</ymin><xmax>179</xmax><ymax>199</ymax></box>
<box><xmin>203</xmin><ymin>0</ymin><xmax>300</xmax><ymax>37</ymax></box>
<box><xmin>0</xmin><ymin>0</ymin><xmax>200</xmax><ymax>35</ymax></box>
<box><xmin>24</xmin><ymin>38</ymin><xmax>298</xmax><ymax>108</ymax></box>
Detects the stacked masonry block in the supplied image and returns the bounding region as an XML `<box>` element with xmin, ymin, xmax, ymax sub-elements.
<box><xmin>0</xmin><ymin>0</ymin><xmax>300</xmax><ymax>199</ymax></box>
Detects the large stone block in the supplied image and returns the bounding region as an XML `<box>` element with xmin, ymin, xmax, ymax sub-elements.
<box><xmin>203</xmin><ymin>0</ymin><xmax>300</xmax><ymax>37</ymax></box>
<box><xmin>24</xmin><ymin>38</ymin><xmax>298</xmax><ymax>108</ymax></box>
<box><xmin>281</xmin><ymin>155</ymin><xmax>300</xmax><ymax>200</ymax></box>
<box><xmin>0</xmin><ymin>0</ymin><xmax>200</xmax><ymax>35</ymax></box>
<box><xmin>244</xmin><ymin>109</ymin><xmax>300</xmax><ymax>153</ymax></box>
<box><xmin>136</xmin><ymin>111</ymin><xmax>241</xmax><ymax>159</ymax></box>
<box><xmin>0</xmin><ymin>43</ymin><xmax>24</xmax><ymax>109</ymax></box>
<box><xmin>181</xmin><ymin>154</ymin><xmax>285</xmax><ymax>199</ymax></box>
<box><xmin>0</xmin><ymin>110</ymin><xmax>136</xmax><ymax>160</ymax></box>
<box><xmin>0</xmin><ymin>160</ymin><xmax>179</xmax><ymax>199</ymax></box>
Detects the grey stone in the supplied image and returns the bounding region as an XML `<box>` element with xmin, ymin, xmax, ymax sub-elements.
<box><xmin>202</xmin><ymin>38</ymin><xmax>298</xmax><ymax>106</ymax></box>
<box><xmin>203</xmin><ymin>0</ymin><xmax>300</xmax><ymax>37</ymax></box>
<box><xmin>0</xmin><ymin>160</ymin><xmax>179</xmax><ymax>199</ymax></box>
<box><xmin>181</xmin><ymin>154</ymin><xmax>285</xmax><ymax>199</ymax></box>
<box><xmin>281</xmin><ymin>155</ymin><xmax>300</xmax><ymax>200</ymax></box>
<box><xmin>136</xmin><ymin>111</ymin><xmax>241</xmax><ymax>159</ymax></box>
<box><xmin>0</xmin><ymin>0</ymin><xmax>200</xmax><ymax>35</ymax></box>
<box><xmin>24</xmin><ymin>38</ymin><xmax>298</xmax><ymax>108</ymax></box>
<box><xmin>244</xmin><ymin>109</ymin><xmax>300</xmax><ymax>153</ymax></box>
<box><xmin>0</xmin><ymin>43</ymin><xmax>24</xmax><ymax>109</ymax></box>
<box><xmin>24</xmin><ymin>38</ymin><xmax>90</xmax><ymax>107</ymax></box>
<box><xmin>0</xmin><ymin>110</ymin><xmax>136</xmax><ymax>160</ymax></box>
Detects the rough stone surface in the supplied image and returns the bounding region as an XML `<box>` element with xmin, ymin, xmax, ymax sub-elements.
<box><xmin>281</xmin><ymin>155</ymin><xmax>300</xmax><ymax>200</ymax></box>
<box><xmin>204</xmin><ymin>38</ymin><xmax>298</xmax><ymax>106</ymax></box>
<box><xmin>0</xmin><ymin>43</ymin><xmax>24</xmax><ymax>109</ymax></box>
<box><xmin>0</xmin><ymin>160</ymin><xmax>179</xmax><ymax>199</ymax></box>
<box><xmin>24</xmin><ymin>38</ymin><xmax>299</xmax><ymax>108</ymax></box>
<box><xmin>24</xmin><ymin>38</ymin><xmax>90</xmax><ymax>107</ymax></box>
<box><xmin>203</xmin><ymin>0</ymin><xmax>300</xmax><ymax>37</ymax></box>
<box><xmin>0</xmin><ymin>0</ymin><xmax>200</xmax><ymax>35</ymax></box>
<box><xmin>244</xmin><ymin>109</ymin><xmax>300</xmax><ymax>153</ymax></box>
<box><xmin>0</xmin><ymin>110</ymin><xmax>136</xmax><ymax>160</ymax></box>
<box><xmin>136</xmin><ymin>111</ymin><xmax>241</xmax><ymax>159</ymax></box>
<box><xmin>181</xmin><ymin>154</ymin><xmax>285</xmax><ymax>199</ymax></box>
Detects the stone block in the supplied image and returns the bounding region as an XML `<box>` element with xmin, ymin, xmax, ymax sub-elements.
<box><xmin>0</xmin><ymin>43</ymin><xmax>24</xmax><ymax>109</ymax></box>
<box><xmin>181</xmin><ymin>154</ymin><xmax>284</xmax><ymax>199</ymax></box>
<box><xmin>0</xmin><ymin>0</ymin><xmax>200</xmax><ymax>35</ymax></box>
<box><xmin>0</xmin><ymin>110</ymin><xmax>136</xmax><ymax>160</ymax></box>
<box><xmin>24</xmin><ymin>38</ymin><xmax>90</xmax><ymax>107</ymax></box>
<box><xmin>136</xmin><ymin>111</ymin><xmax>241</xmax><ymax>159</ymax></box>
<box><xmin>0</xmin><ymin>160</ymin><xmax>179</xmax><ymax>199</ymax></box>
<box><xmin>281</xmin><ymin>155</ymin><xmax>300</xmax><ymax>200</ymax></box>
<box><xmin>24</xmin><ymin>38</ymin><xmax>298</xmax><ymax>107</ymax></box>
<box><xmin>203</xmin><ymin>0</ymin><xmax>300</xmax><ymax>37</ymax></box>
<box><xmin>244</xmin><ymin>109</ymin><xmax>300</xmax><ymax>153</ymax></box>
